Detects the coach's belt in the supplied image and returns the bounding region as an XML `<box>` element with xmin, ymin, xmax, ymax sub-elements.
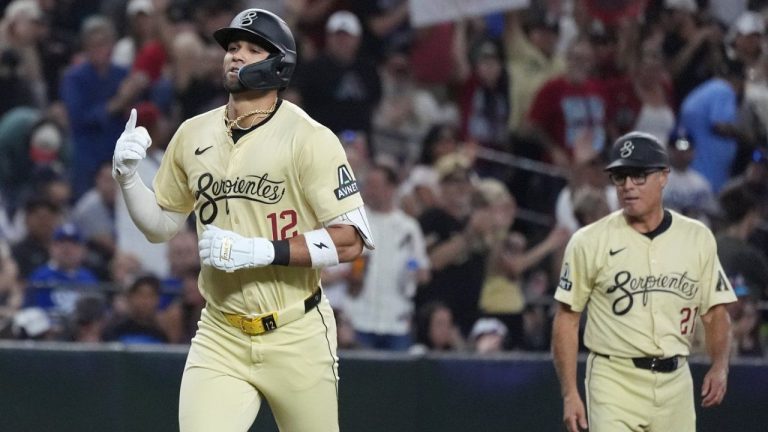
<box><xmin>593</xmin><ymin>352</ymin><xmax>682</xmax><ymax>373</ymax></box>
<box><xmin>223</xmin><ymin>288</ymin><xmax>322</xmax><ymax>336</ymax></box>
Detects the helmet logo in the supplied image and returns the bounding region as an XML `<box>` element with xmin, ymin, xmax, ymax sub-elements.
<box><xmin>240</xmin><ymin>10</ymin><xmax>259</xmax><ymax>26</ymax></box>
<box><xmin>620</xmin><ymin>141</ymin><xmax>634</xmax><ymax>158</ymax></box>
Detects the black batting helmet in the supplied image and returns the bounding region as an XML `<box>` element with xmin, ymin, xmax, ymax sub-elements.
<box><xmin>213</xmin><ymin>9</ymin><xmax>297</xmax><ymax>90</ymax></box>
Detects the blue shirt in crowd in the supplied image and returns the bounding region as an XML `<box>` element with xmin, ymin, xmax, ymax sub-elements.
<box><xmin>680</xmin><ymin>78</ymin><xmax>739</xmax><ymax>192</ymax></box>
<box><xmin>60</xmin><ymin>61</ymin><xmax>129</xmax><ymax>198</ymax></box>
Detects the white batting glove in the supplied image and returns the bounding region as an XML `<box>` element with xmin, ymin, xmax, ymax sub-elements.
<box><xmin>113</xmin><ymin>108</ymin><xmax>152</xmax><ymax>184</ymax></box>
<box><xmin>198</xmin><ymin>225</ymin><xmax>275</xmax><ymax>272</ymax></box>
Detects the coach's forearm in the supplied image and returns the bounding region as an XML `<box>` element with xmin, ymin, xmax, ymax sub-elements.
<box><xmin>552</xmin><ymin>303</ymin><xmax>582</xmax><ymax>398</ymax></box>
<box><xmin>702</xmin><ymin>304</ymin><xmax>733</xmax><ymax>370</ymax></box>
<box><xmin>118</xmin><ymin>173</ymin><xmax>187</xmax><ymax>243</ymax></box>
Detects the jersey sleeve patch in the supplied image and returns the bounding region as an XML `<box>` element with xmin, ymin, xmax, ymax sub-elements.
<box><xmin>558</xmin><ymin>262</ymin><xmax>573</xmax><ymax>292</ymax></box>
<box><xmin>334</xmin><ymin>165</ymin><xmax>359</xmax><ymax>200</ymax></box>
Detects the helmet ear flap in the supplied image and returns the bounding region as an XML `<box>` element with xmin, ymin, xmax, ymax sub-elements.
<box><xmin>237</xmin><ymin>54</ymin><xmax>293</xmax><ymax>90</ymax></box>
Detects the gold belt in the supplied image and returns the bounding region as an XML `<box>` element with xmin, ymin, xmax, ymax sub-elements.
<box><xmin>223</xmin><ymin>288</ymin><xmax>322</xmax><ymax>336</ymax></box>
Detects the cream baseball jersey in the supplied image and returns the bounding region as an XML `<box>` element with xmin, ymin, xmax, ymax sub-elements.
<box><xmin>153</xmin><ymin>100</ymin><xmax>364</xmax><ymax>314</ymax></box>
<box><xmin>555</xmin><ymin>210</ymin><xmax>736</xmax><ymax>358</ymax></box>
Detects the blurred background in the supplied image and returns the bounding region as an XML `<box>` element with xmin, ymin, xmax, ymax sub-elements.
<box><xmin>0</xmin><ymin>0</ymin><xmax>767</xmax><ymax>430</ymax></box>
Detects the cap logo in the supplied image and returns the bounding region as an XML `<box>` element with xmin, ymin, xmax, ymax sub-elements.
<box><xmin>620</xmin><ymin>140</ymin><xmax>634</xmax><ymax>158</ymax></box>
<box><xmin>240</xmin><ymin>10</ymin><xmax>259</xmax><ymax>26</ymax></box>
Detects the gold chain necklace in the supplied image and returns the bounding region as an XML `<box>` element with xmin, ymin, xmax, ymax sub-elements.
<box><xmin>224</xmin><ymin>98</ymin><xmax>277</xmax><ymax>138</ymax></box>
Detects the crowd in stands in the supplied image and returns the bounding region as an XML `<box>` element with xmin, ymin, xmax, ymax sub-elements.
<box><xmin>0</xmin><ymin>0</ymin><xmax>766</xmax><ymax>358</ymax></box>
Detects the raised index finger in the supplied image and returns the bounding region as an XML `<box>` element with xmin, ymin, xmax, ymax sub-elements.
<box><xmin>125</xmin><ymin>108</ymin><xmax>137</xmax><ymax>132</ymax></box>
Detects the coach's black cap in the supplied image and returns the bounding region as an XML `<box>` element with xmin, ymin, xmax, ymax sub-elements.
<box><xmin>605</xmin><ymin>131</ymin><xmax>669</xmax><ymax>171</ymax></box>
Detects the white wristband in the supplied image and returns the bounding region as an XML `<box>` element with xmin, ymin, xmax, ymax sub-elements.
<box><xmin>304</xmin><ymin>228</ymin><xmax>339</xmax><ymax>268</ymax></box>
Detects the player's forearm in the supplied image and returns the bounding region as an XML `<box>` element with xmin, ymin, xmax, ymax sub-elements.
<box><xmin>552</xmin><ymin>303</ymin><xmax>582</xmax><ymax>398</ymax></box>
<box><xmin>702</xmin><ymin>305</ymin><xmax>733</xmax><ymax>370</ymax></box>
<box><xmin>118</xmin><ymin>173</ymin><xmax>187</xmax><ymax>243</ymax></box>
<box><xmin>285</xmin><ymin>224</ymin><xmax>363</xmax><ymax>267</ymax></box>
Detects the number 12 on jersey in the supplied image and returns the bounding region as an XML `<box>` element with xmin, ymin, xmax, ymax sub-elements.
<box><xmin>267</xmin><ymin>210</ymin><xmax>298</xmax><ymax>240</ymax></box>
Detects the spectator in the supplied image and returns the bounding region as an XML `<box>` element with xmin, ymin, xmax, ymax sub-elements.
<box><xmin>103</xmin><ymin>274</ymin><xmax>168</xmax><ymax>344</ymax></box>
<box><xmin>0</xmin><ymin>239</ymin><xmax>22</xmax><ymax>336</ymax></box>
<box><xmin>290</xmin><ymin>0</ymin><xmax>344</xmax><ymax>59</ymax></box>
<box><xmin>344</xmin><ymin>163</ymin><xmax>430</xmax><ymax>351</ymax></box>
<box><xmin>108</xmin><ymin>251</ymin><xmax>144</xmax><ymax>290</ymax></box>
<box><xmin>661</xmin><ymin>0</ymin><xmax>725</xmax><ymax>106</ymax></box>
<box><xmin>526</xmin><ymin>37</ymin><xmax>607</xmax><ymax>168</ymax></box>
<box><xmin>416</xmin><ymin>153</ymin><xmax>491</xmax><ymax>335</ymax></box>
<box><xmin>165</xmin><ymin>228</ymin><xmax>198</xmax><ymax>289</ymax></box>
<box><xmin>372</xmin><ymin>47</ymin><xmax>451</xmax><ymax>165</ymax></box>
<box><xmin>715</xmin><ymin>184</ymin><xmax>768</xmax><ymax>356</ymax></box>
<box><xmin>112</xmin><ymin>0</ymin><xmax>158</xmax><ymax>68</ymax></box>
<box><xmin>504</xmin><ymin>9</ymin><xmax>565</xmax><ymax>130</ymax></box>
<box><xmin>0</xmin><ymin>46</ymin><xmax>38</xmax><ymax>117</ymax></box>
<box><xmin>457</xmin><ymin>37</ymin><xmax>511</xmax><ymax>182</ymax></box>
<box><xmin>158</xmin><ymin>266</ymin><xmax>203</xmax><ymax>344</ymax></box>
<box><xmin>351</xmin><ymin>0</ymin><xmax>410</xmax><ymax>61</ymax></box>
<box><xmin>555</xmin><ymin>152</ymin><xmax>618</xmax><ymax>234</ymax></box>
<box><xmin>288</xmin><ymin>11</ymin><xmax>382</xmax><ymax>145</ymax></box>
<box><xmin>60</xmin><ymin>15</ymin><xmax>148</xmax><ymax>198</ymax></box>
<box><xmin>727</xmin><ymin>11</ymin><xmax>764</xmax><ymax>76</ymax></box>
<box><xmin>25</xmin><ymin>223</ymin><xmax>99</xmax><ymax>328</ymax></box>
<box><xmin>10</xmin><ymin>306</ymin><xmax>52</xmax><ymax>340</ymax></box>
<box><xmin>0</xmin><ymin>107</ymin><xmax>68</xmax><ymax>212</ymax></box>
<box><xmin>410</xmin><ymin>300</ymin><xmax>465</xmax><ymax>353</ymax></box>
<box><xmin>680</xmin><ymin>58</ymin><xmax>748</xmax><ymax>192</ymax></box>
<box><xmin>663</xmin><ymin>127</ymin><xmax>718</xmax><ymax>223</ymax></box>
<box><xmin>11</xmin><ymin>198</ymin><xmax>62</xmax><ymax>279</ymax></box>
<box><xmin>726</xmin><ymin>275</ymin><xmax>763</xmax><ymax>357</ymax></box>
<box><xmin>71</xmin><ymin>161</ymin><xmax>117</xmax><ymax>279</ymax></box>
<box><xmin>334</xmin><ymin>308</ymin><xmax>359</xmax><ymax>350</ymax></box>
<box><xmin>605</xmin><ymin>38</ymin><xmax>675</xmax><ymax>144</ymax></box>
<box><xmin>469</xmin><ymin>317</ymin><xmax>508</xmax><ymax>354</ymax></box>
<box><xmin>478</xmin><ymin>178</ymin><xmax>570</xmax><ymax>349</ymax></box>
<box><xmin>0</xmin><ymin>0</ymin><xmax>47</xmax><ymax>107</ymax></box>
<box><xmin>65</xmin><ymin>293</ymin><xmax>108</xmax><ymax>343</ymax></box>
<box><xmin>398</xmin><ymin>123</ymin><xmax>463</xmax><ymax>218</ymax></box>
<box><xmin>571</xmin><ymin>185</ymin><xmax>611</xmax><ymax>227</ymax></box>
<box><xmin>169</xmin><ymin>31</ymin><xmax>223</xmax><ymax>120</ymax></box>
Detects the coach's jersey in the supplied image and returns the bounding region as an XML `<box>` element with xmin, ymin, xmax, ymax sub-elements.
<box><xmin>555</xmin><ymin>210</ymin><xmax>736</xmax><ymax>358</ymax></box>
<box><xmin>153</xmin><ymin>99</ymin><xmax>364</xmax><ymax>315</ymax></box>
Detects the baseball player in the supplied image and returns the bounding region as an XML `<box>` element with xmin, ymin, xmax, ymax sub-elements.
<box><xmin>552</xmin><ymin>132</ymin><xmax>737</xmax><ymax>432</ymax></box>
<box><xmin>112</xmin><ymin>9</ymin><xmax>374</xmax><ymax>432</ymax></box>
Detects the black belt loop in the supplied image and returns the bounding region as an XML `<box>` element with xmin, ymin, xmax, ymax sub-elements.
<box><xmin>304</xmin><ymin>287</ymin><xmax>322</xmax><ymax>312</ymax></box>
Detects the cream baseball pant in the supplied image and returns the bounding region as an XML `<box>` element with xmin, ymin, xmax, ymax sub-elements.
<box><xmin>585</xmin><ymin>352</ymin><xmax>694</xmax><ymax>432</ymax></box>
<box><xmin>179</xmin><ymin>298</ymin><xmax>340</xmax><ymax>432</ymax></box>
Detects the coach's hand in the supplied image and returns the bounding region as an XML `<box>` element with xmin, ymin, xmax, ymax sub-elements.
<box><xmin>199</xmin><ymin>225</ymin><xmax>275</xmax><ymax>272</ymax></box>
<box><xmin>563</xmin><ymin>393</ymin><xmax>588</xmax><ymax>432</ymax></box>
<box><xmin>113</xmin><ymin>108</ymin><xmax>152</xmax><ymax>183</ymax></box>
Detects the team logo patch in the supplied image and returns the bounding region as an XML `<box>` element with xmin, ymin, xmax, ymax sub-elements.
<box><xmin>334</xmin><ymin>165</ymin><xmax>359</xmax><ymax>200</ymax></box>
<box><xmin>558</xmin><ymin>263</ymin><xmax>573</xmax><ymax>292</ymax></box>
<box><xmin>240</xmin><ymin>10</ymin><xmax>259</xmax><ymax>26</ymax></box>
<box><xmin>715</xmin><ymin>271</ymin><xmax>730</xmax><ymax>292</ymax></box>
<box><xmin>620</xmin><ymin>141</ymin><xmax>634</xmax><ymax>158</ymax></box>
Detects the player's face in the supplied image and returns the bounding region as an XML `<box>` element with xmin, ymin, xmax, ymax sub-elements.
<box><xmin>223</xmin><ymin>39</ymin><xmax>271</xmax><ymax>93</ymax></box>
<box><xmin>611</xmin><ymin>168</ymin><xmax>668</xmax><ymax>219</ymax></box>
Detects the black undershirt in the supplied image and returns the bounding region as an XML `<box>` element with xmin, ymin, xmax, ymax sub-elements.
<box><xmin>642</xmin><ymin>210</ymin><xmax>672</xmax><ymax>240</ymax></box>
